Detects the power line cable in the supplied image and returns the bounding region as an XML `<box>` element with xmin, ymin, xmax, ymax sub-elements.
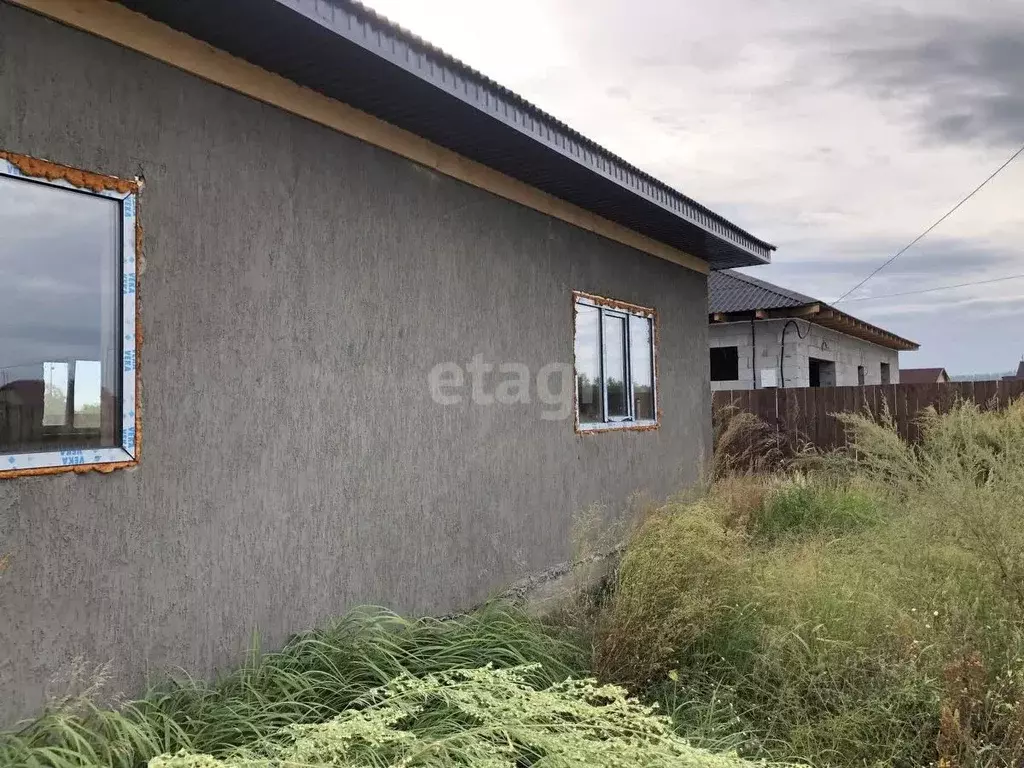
<box><xmin>841</xmin><ymin>273</ymin><xmax>1024</xmax><ymax>303</ymax></box>
<box><xmin>833</xmin><ymin>141</ymin><xmax>1024</xmax><ymax>304</ymax></box>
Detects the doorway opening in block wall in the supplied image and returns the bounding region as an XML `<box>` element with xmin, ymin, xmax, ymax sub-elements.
<box><xmin>809</xmin><ymin>358</ymin><xmax>836</xmax><ymax>388</ymax></box>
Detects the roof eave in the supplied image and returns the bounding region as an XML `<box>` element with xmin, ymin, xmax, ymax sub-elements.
<box><xmin>115</xmin><ymin>0</ymin><xmax>773</xmax><ymax>269</ymax></box>
<box><xmin>709</xmin><ymin>303</ymin><xmax>920</xmax><ymax>352</ymax></box>
<box><xmin>812</xmin><ymin>305</ymin><xmax>920</xmax><ymax>352</ymax></box>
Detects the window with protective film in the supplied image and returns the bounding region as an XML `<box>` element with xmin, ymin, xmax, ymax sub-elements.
<box><xmin>0</xmin><ymin>154</ymin><xmax>139</xmax><ymax>476</ymax></box>
<box><xmin>573</xmin><ymin>291</ymin><xmax>657</xmax><ymax>431</ymax></box>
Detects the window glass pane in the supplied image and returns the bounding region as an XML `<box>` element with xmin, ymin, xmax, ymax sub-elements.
<box><xmin>575</xmin><ymin>304</ymin><xmax>602</xmax><ymax>423</ymax></box>
<box><xmin>603</xmin><ymin>313</ymin><xmax>628</xmax><ymax>418</ymax></box>
<box><xmin>0</xmin><ymin>174</ymin><xmax>120</xmax><ymax>454</ymax></box>
<box><xmin>74</xmin><ymin>360</ymin><xmax>104</xmax><ymax>429</ymax></box>
<box><xmin>42</xmin><ymin>362</ymin><xmax>69</xmax><ymax>427</ymax></box>
<box><xmin>630</xmin><ymin>315</ymin><xmax>655</xmax><ymax>420</ymax></box>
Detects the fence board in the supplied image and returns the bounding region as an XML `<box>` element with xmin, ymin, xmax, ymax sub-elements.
<box><xmin>937</xmin><ymin>382</ymin><xmax>961</xmax><ymax>414</ymax></box>
<box><xmin>715</xmin><ymin>380</ymin><xmax>1023</xmax><ymax>450</ymax></box>
<box><xmin>1007</xmin><ymin>380</ymin><xmax>1024</xmax><ymax>406</ymax></box>
<box><xmin>975</xmin><ymin>380</ymin><xmax>998</xmax><ymax>410</ymax></box>
<box><xmin>775</xmin><ymin>386</ymin><xmax>790</xmax><ymax>444</ymax></box>
<box><xmin>822</xmin><ymin>387</ymin><xmax>840</xmax><ymax>450</ymax></box>
<box><xmin>863</xmin><ymin>384</ymin><xmax>878</xmax><ymax>424</ymax></box>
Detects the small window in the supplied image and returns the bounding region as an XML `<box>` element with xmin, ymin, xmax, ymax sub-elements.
<box><xmin>0</xmin><ymin>156</ymin><xmax>139</xmax><ymax>476</ymax></box>
<box><xmin>710</xmin><ymin>346</ymin><xmax>739</xmax><ymax>382</ymax></box>
<box><xmin>880</xmin><ymin>362</ymin><xmax>891</xmax><ymax>385</ymax></box>
<box><xmin>809</xmin><ymin>358</ymin><xmax>836</xmax><ymax>388</ymax></box>
<box><xmin>574</xmin><ymin>292</ymin><xmax>656</xmax><ymax>430</ymax></box>
<box><xmin>857</xmin><ymin>365</ymin><xmax>866</xmax><ymax>386</ymax></box>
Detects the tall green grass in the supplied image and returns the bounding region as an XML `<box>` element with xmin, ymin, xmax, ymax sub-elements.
<box><xmin>1</xmin><ymin>603</ymin><xmax>778</xmax><ymax>768</ymax></box>
<box><xmin>151</xmin><ymin>666</ymin><xmax>775</xmax><ymax>768</ymax></box>
<box><xmin>592</xmin><ymin>399</ymin><xmax>1024</xmax><ymax>767</ymax></box>
<box><xmin>0</xmin><ymin>604</ymin><xmax>585</xmax><ymax>768</ymax></box>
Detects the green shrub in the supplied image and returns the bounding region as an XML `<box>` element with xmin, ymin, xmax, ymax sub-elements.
<box><xmin>151</xmin><ymin>665</ymin><xmax>776</xmax><ymax>768</ymax></box>
<box><xmin>591</xmin><ymin>495</ymin><xmax>748</xmax><ymax>691</ymax></box>
<box><xmin>748</xmin><ymin>474</ymin><xmax>880</xmax><ymax>544</ymax></box>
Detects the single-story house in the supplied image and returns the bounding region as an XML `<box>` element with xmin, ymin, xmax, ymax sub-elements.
<box><xmin>1003</xmin><ymin>362</ymin><xmax>1024</xmax><ymax>381</ymax></box>
<box><xmin>900</xmin><ymin>367</ymin><xmax>951</xmax><ymax>384</ymax></box>
<box><xmin>709</xmin><ymin>269</ymin><xmax>917</xmax><ymax>390</ymax></box>
<box><xmin>0</xmin><ymin>0</ymin><xmax>774</xmax><ymax>722</ymax></box>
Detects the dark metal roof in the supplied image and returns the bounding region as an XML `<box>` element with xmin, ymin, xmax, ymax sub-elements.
<box><xmin>899</xmin><ymin>368</ymin><xmax>949</xmax><ymax>384</ymax></box>
<box><xmin>709</xmin><ymin>269</ymin><xmax>815</xmax><ymax>313</ymax></box>
<box><xmin>116</xmin><ymin>0</ymin><xmax>774</xmax><ymax>269</ymax></box>
<box><xmin>709</xmin><ymin>269</ymin><xmax>919</xmax><ymax>351</ymax></box>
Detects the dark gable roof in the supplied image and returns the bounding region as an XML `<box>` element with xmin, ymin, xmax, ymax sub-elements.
<box><xmin>900</xmin><ymin>368</ymin><xmax>948</xmax><ymax>384</ymax></box>
<box><xmin>117</xmin><ymin>0</ymin><xmax>774</xmax><ymax>269</ymax></box>
<box><xmin>709</xmin><ymin>269</ymin><xmax>919</xmax><ymax>352</ymax></box>
<box><xmin>709</xmin><ymin>269</ymin><xmax>815</xmax><ymax>313</ymax></box>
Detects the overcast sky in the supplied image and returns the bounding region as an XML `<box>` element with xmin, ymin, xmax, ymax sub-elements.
<box><xmin>363</xmin><ymin>0</ymin><xmax>1024</xmax><ymax>375</ymax></box>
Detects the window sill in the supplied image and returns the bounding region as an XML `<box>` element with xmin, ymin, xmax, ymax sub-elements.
<box><xmin>1</xmin><ymin>447</ymin><xmax>137</xmax><ymax>478</ymax></box>
<box><xmin>577</xmin><ymin>420</ymin><xmax>659</xmax><ymax>435</ymax></box>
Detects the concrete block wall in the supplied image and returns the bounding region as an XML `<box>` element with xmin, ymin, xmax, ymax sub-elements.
<box><xmin>709</xmin><ymin>322</ymin><xmax>756</xmax><ymax>391</ymax></box>
<box><xmin>710</xmin><ymin>319</ymin><xmax>901</xmax><ymax>390</ymax></box>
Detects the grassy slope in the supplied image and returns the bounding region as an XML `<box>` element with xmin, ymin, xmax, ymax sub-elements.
<box><xmin>590</xmin><ymin>400</ymin><xmax>1024</xmax><ymax>767</ymax></box>
<box><xmin>0</xmin><ymin>604</ymin><xmax>776</xmax><ymax>768</ymax></box>
<box><xmin>0</xmin><ymin>605</ymin><xmax>582</xmax><ymax>767</ymax></box>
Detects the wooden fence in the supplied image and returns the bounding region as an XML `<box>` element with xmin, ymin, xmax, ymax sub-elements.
<box><xmin>712</xmin><ymin>380</ymin><xmax>1024</xmax><ymax>451</ymax></box>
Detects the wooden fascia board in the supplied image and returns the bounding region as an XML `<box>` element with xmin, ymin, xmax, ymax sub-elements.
<box><xmin>711</xmin><ymin>306</ymin><xmax>818</xmax><ymax>323</ymax></box>
<box><xmin>817</xmin><ymin>313</ymin><xmax>918</xmax><ymax>351</ymax></box>
<box><xmin>9</xmin><ymin>0</ymin><xmax>710</xmax><ymax>275</ymax></box>
<box><xmin>742</xmin><ymin>300</ymin><xmax>918</xmax><ymax>351</ymax></box>
<box><xmin>789</xmin><ymin>303</ymin><xmax>821</xmax><ymax>318</ymax></box>
<box><xmin>758</xmin><ymin>304</ymin><xmax>821</xmax><ymax>320</ymax></box>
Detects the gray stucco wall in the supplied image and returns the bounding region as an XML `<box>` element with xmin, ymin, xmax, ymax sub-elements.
<box><xmin>710</xmin><ymin>319</ymin><xmax>901</xmax><ymax>390</ymax></box>
<box><xmin>0</xmin><ymin>6</ymin><xmax>711</xmax><ymax>724</ymax></box>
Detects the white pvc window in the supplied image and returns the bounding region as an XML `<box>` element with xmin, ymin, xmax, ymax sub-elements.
<box><xmin>573</xmin><ymin>292</ymin><xmax>657</xmax><ymax>431</ymax></box>
<box><xmin>0</xmin><ymin>158</ymin><xmax>138</xmax><ymax>475</ymax></box>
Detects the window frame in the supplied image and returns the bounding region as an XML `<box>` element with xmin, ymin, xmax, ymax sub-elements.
<box><xmin>573</xmin><ymin>291</ymin><xmax>658</xmax><ymax>434</ymax></box>
<box><xmin>0</xmin><ymin>154</ymin><xmax>140</xmax><ymax>478</ymax></box>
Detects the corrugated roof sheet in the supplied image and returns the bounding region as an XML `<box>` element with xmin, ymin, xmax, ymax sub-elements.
<box><xmin>708</xmin><ymin>269</ymin><xmax>919</xmax><ymax>351</ymax></box>
<box><xmin>709</xmin><ymin>269</ymin><xmax>816</xmax><ymax>313</ymax></box>
<box><xmin>116</xmin><ymin>0</ymin><xmax>774</xmax><ymax>268</ymax></box>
